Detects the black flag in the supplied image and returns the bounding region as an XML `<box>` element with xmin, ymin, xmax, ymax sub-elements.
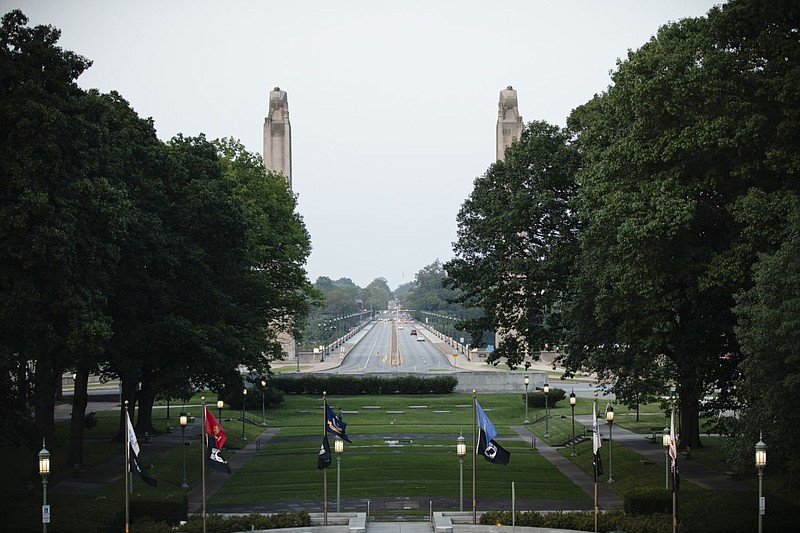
<box><xmin>318</xmin><ymin>434</ymin><xmax>332</xmax><ymax>469</ymax></box>
<box><xmin>477</xmin><ymin>427</ymin><xmax>511</xmax><ymax>465</ymax></box>
<box><xmin>207</xmin><ymin>446</ymin><xmax>232</xmax><ymax>475</ymax></box>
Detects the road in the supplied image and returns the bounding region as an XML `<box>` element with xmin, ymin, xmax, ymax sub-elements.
<box><xmin>331</xmin><ymin>320</ymin><xmax>455</xmax><ymax>373</ymax></box>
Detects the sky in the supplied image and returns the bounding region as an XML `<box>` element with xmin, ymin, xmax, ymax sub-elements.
<box><xmin>7</xmin><ymin>0</ymin><xmax>724</xmax><ymax>290</ymax></box>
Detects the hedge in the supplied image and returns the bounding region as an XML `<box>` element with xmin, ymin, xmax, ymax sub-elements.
<box><xmin>271</xmin><ymin>374</ymin><xmax>458</xmax><ymax>395</ymax></box>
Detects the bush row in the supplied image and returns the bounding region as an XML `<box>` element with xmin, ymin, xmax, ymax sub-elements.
<box><xmin>523</xmin><ymin>387</ymin><xmax>566</xmax><ymax>408</ymax></box>
<box><xmin>272</xmin><ymin>374</ymin><xmax>458</xmax><ymax>395</ymax></box>
<box><xmin>480</xmin><ymin>510</ymin><xmax>672</xmax><ymax>533</ymax></box>
<box><xmin>125</xmin><ymin>511</ymin><xmax>312</xmax><ymax>533</ymax></box>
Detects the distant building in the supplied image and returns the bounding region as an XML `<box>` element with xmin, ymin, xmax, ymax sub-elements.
<box><xmin>496</xmin><ymin>86</ymin><xmax>523</xmax><ymax>161</ymax></box>
<box><xmin>263</xmin><ymin>87</ymin><xmax>295</xmax><ymax>360</ymax></box>
<box><xmin>263</xmin><ymin>87</ymin><xmax>292</xmax><ymax>187</ymax></box>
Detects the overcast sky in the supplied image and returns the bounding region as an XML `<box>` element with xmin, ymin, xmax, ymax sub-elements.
<box><xmin>8</xmin><ymin>0</ymin><xmax>723</xmax><ymax>290</ymax></box>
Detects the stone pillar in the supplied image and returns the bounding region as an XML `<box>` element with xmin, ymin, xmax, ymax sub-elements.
<box><xmin>496</xmin><ymin>85</ymin><xmax>522</xmax><ymax>162</ymax></box>
<box><xmin>263</xmin><ymin>87</ymin><xmax>292</xmax><ymax>187</ymax></box>
<box><xmin>263</xmin><ymin>87</ymin><xmax>295</xmax><ymax>360</ymax></box>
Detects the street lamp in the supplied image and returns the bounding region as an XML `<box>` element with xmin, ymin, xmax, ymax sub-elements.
<box><xmin>179</xmin><ymin>414</ymin><xmax>189</xmax><ymax>489</ymax></box>
<box><xmin>320</xmin><ymin>344</ymin><xmax>325</xmax><ymax>362</ymax></box>
<box><xmin>543</xmin><ymin>383</ymin><xmax>550</xmax><ymax>438</ymax></box>
<box><xmin>663</xmin><ymin>427</ymin><xmax>670</xmax><ymax>490</ymax></box>
<box><xmin>260</xmin><ymin>379</ymin><xmax>267</xmax><ymax>427</ymax></box>
<box><xmin>38</xmin><ymin>440</ymin><xmax>50</xmax><ymax>533</ymax></box>
<box><xmin>241</xmin><ymin>388</ymin><xmax>247</xmax><ymax>440</ymax></box>
<box><xmin>217</xmin><ymin>400</ymin><xmax>224</xmax><ymax>421</ymax></box>
<box><xmin>523</xmin><ymin>376</ymin><xmax>530</xmax><ymax>424</ymax></box>
<box><xmin>755</xmin><ymin>434</ymin><xmax>767</xmax><ymax>533</ymax></box>
<box><xmin>606</xmin><ymin>403</ymin><xmax>615</xmax><ymax>484</ymax></box>
<box><xmin>456</xmin><ymin>433</ymin><xmax>466</xmax><ymax>512</ymax></box>
<box><xmin>569</xmin><ymin>390</ymin><xmax>577</xmax><ymax>456</ymax></box>
<box><xmin>335</xmin><ymin>437</ymin><xmax>344</xmax><ymax>513</ymax></box>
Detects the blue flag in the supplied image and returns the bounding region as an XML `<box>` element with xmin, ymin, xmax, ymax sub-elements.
<box><xmin>476</xmin><ymin>400</ymin><xmax>510</xmax><ymax>465</ymax></box>
<box><xmin>325</xmin><ymin>404</ymin><xmax>351</xmax><ymax>442</ymax></box>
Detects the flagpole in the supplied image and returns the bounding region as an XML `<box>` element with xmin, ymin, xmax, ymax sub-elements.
<box><xmin>471</xmin><ymin>389</ymin><xmax>477</xmax><ymax>525</ymax></box>
<box><xmin>201</xmin><ymin>397</ymin><xmax>207</xmax><ymax>533</ymax></box>
<box><xmin>671</xmin><ymin>399</ymin><xmax>677</xmax><ymax>533</ymax></box>
<box><xmin>323</xmin><ymin>391</ymin><xmax>328</xmax><ymax>527</ymax></box>
<box><xmin>593</xmin><ymin>394</ymin><xmax>598</xmax><ymax>533</ymax></box>
<box><xmin>124</xmin><ymin>401</ymin><xmax>130</xmax><ymax>533</ymax></box>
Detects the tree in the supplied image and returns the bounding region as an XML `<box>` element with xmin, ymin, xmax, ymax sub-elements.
<box><xmin>360</xmin><ymin>277</ymin><xmax>391</xmax><ymax>311</ymax></box>
<box><xmin>562</xmin><ymin>0</ymin><xmax>800</xmax><ymax>449</ymax></box>
<box><xmin>0</xmin><ymin>11</ymin><xmax>123</xmax><ymax>447</ymax></box>
<box><xmin>445</xmin><ymin>121</ymin><xmax>580</xmax><ymax>368</ymax></box>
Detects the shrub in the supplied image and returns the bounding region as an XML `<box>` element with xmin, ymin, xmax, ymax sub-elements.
<box><xmin>181</xmin><ymin>511</ymin><xmax>312</xmax><ymax>532</ymax></box>
<box><xmin>271</xmin><ymin>374</ymin><xmax>457</xmax><ymax>395</ymax></box>
<box><xmin>524</xmin><ymin>387</ymin><xmax>566</xmax><ymax>408</ymax></box>
<box><xmin>624</xmin><ymin>488</ymin><xmax>672</xmax><ymax>515</ymax></box>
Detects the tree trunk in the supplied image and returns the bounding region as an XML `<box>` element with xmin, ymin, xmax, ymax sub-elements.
<box><xmin>679</xmin><ymin>390</ymin><xmax>703</xmax><ymax>450</ymax></box>
<box><xmin>67</xmin><ymin>367</ymin><xmax>89</xmax><ymax>467</ymax></box>
<box><xmin>34</xmin><ymin>355</ymin><xmax>58</xmax><ymax>438</ymax></box>
<box><xmin>113</xmin><ymin>373</ymin><xmax>137</xmax><ymax>442</ymax></box>
<box><xmin>135</xmin><ymin>379</ymin><xmax>157</xmax><ymax>435</ymax></box>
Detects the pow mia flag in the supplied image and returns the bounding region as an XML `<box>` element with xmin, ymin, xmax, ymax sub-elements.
<box><xmin>476</xmin><ymin>400</ymin><xmax>511</xmax><ymax>465</ymax></box>
<box><xmin>318</xmin><ymin>434</ymin><xmax>332</xmax><ymax>469</ymax></box>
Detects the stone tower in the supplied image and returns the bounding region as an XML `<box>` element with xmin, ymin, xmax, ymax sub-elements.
<box><xmin>263</xmin><ymin>87</ymin><xmax>292</xmax><ymax>187</ymax></box>
<box><xmin>263</xmin><ymin>87</ymin><xmax>295</xmax><ymax>360</ymax></box>
<box><xmin>496</xmin><ymin>85</ymin><xmax>523</xmax><ymax>161</ymax></box>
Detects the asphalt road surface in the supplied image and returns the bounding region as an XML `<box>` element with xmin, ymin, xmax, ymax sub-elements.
<box><xmin>329</xmin><ymin>321</ymin><xmax>454</xmax><ymax>374</ymax></box>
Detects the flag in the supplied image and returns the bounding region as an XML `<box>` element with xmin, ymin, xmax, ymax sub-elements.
<box><xmin>126</xmin><ymin>411</ymin><xmax>157</xmax><ymax>487</ymax></box>
<box><xmin>317</xmin><ymin>434</ymin><xmax>332</xmax><ymax>469</ymax></box>
<box><xmin>669</xmin><ymin>405</ymin><xmax>679</xmax><ymax>492</ymax></box>
<box><xmin>476</xmin><ymin>400</ymin><xmax>510</xmax><ymax>465</ymax></box>
<box><xmin>205</xmin><ymin>409</ymin><xmax>227</xmax><ymax>450</ymax></box>
<box><xmin>205</xmin><ymin>408</ymin><xmax>231</xmax><ymax>474</ymax></box>
<box><xmin>592</xmin><ymin>401</ymin><xmax>603</xmax><ymax>481</ymax></box>
<box><xmin>325</xmin><ymin>404</ymin><xmax>351</xmax><ymax>442</ymax></box>
<box><xmin>207</xmin><ymin>445</ymin><xmax>232</xmax><ymax>474</ymax></box>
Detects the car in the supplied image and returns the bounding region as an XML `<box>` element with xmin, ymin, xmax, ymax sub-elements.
<box><xmin>410</xmin><ymin>329</ymin><xmax>417</xmax><ymax>335</ymax></box>
<box><xmin>417</xmin><ymin>335</ymin><xmax>425</xmax><ymax>341</ymax></box>
<box><xmin>398</xmin><ymin>326</ymin><xmax>404</xmax><ymax>330</ymax></box>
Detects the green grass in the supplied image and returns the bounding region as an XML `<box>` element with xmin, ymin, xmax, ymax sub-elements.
<box><xmin>5</xmin><ymin>391</ymin><xmax>799</xmax><ymax>532</ymax></box>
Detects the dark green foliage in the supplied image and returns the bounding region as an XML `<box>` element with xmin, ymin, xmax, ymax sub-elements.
<box><xmin>272</xmin><ymin>375</ymin><xmax>457</xmax><ymax>395</ymax></box>
<box><xmin>524</xmin><ymin>387</ymin><xmax>565</xmax><ymax>408</ymax></box>
<box><xmin>480</xmin><ymin>510</ymin><xmax>672</xmax><ymax>533</ymax></box>
<box><xmin>181</xmin><ymin>511</ymin><xmax>311</xmax><ymax>533</ymax></box>
<box><xmin>623</xmin><ymin>488</ymin><xmax>671</xmax><ymax>515</ymax></box>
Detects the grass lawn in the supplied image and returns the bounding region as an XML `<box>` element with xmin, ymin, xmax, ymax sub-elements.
<box><xmin>4</xmin><ymin>391</ymin><xmax>799</xmax><ymax>532</ymax></box>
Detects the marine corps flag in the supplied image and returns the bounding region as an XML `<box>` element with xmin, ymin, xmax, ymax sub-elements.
<box><xmin>476</xmin><ymin>400</ymin><xmax>510</xmax><ymax>465</ymax></box>
<box><xmin>318</xmin><ymin>434</ymin><xmax>332</xmax><ymax>469</ymax></box>
<box><xmin>205</xmin><ymin>409</ymin><xmax>231</xmax><ymax>474</ymax></box>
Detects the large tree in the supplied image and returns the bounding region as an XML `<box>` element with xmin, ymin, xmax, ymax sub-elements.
<box><xmin>0</xmin><ymin>11</ymin><xmax>124</xmax><ymax>446</ymax></box>
<box><xmin>445</xmin><ymin>121</ymin><xmax>580</xmax><ymax>368</ymax></box>
<box><xmin>562</xmin><ymin>0</ymin><xmax>800</xmax><ymax>450</ymax></box>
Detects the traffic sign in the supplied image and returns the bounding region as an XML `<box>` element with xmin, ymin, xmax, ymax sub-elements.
<box><xmin>42</xmin><ymin>504</ymin><xmax>51</xmax><ymax>524</ymax></box>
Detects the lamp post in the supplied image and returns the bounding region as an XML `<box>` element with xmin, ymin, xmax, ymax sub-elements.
<box><xmin>335</xmin><ymin>437</ymin><xmax>344</xmax><ymax>513</ymax></box>
<box><xmin>755</xmin><ymin>434</ymin><xmax>767</xmax><ymax>533</ymax></box>
<box><xmin>241</xmin><ymin>388</ymin><xmax>247</xmax><ymax>440</ymax></box>
<box><xmin>569</xmin><ymin>390</ymin><xmax>577</xmax><ymax>456</ymax></box>
<box><xmin>217</xmin><ymin>400</ymin><xmax>224</xmax><ymax>421</ymax></box>
<box><xmin>456</xmin><ymin>433</ymin><xmax>466</xmax><ymax>512</ymax></box>
<box><xmin>543</xmin><ymin>383</ymin><xmax>550</xmax><ymax>438</ymax></box>
<box><xmin>179</xmin><ymin>414</ymin><xmax>189</xmax><ymax>489</ymax></box>
<box><xmin>663</xmin><ymin>427</ymin><xmax>670</xmax><ymax>490</ymax></box>
<box><xmin>260</xmin><ymin>379</ymin><xmax>267</xmax><ymax>427</ymax></box>
<box><xmin>38</xmin><ymin>440</ymin><xmax>50</xmax><ymax>533</ymax></box>
<box><xmin>606</xmin><ymin>403</ymin><xmax>615</xmax><ymax>484</ymax></box>
<box><xmin>523</xmin><ymin>376</ymin><xmax>530</xmax><ymax>424</ymax></box>
<box><xmin>320</xmin><ymin>344</ymin><xmax>325</xmax><ymax>362</ymax></box>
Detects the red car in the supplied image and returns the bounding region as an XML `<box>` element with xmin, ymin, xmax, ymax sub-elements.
<box><xmin>410</xmin><ymin>329</ymin><xmax>417</xmax><ymax>335</ymax></box>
